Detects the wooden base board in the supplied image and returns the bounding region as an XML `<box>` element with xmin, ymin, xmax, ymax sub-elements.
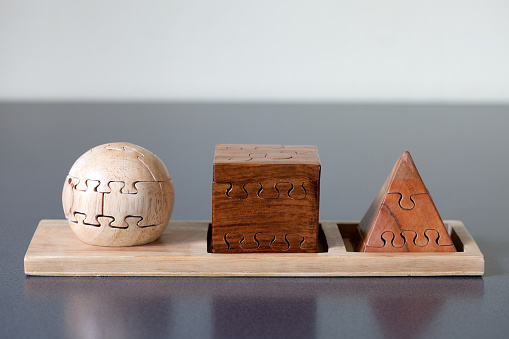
<box><xmin>24</xmin><ymin>220</ymin><xmax>484</xmax><ymax>277</ymax></box>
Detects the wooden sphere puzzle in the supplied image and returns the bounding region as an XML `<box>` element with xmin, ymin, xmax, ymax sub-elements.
<box><xmin>62</xmin><ymin>142</ymin><xmax>174</xmax><ymax>246</ymax></box>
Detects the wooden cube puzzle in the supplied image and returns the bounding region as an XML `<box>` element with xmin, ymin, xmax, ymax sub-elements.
<box><xmin>211</xmin><ymin>144</ymin><xmax>321</xmax><ymax>253</ymax></box>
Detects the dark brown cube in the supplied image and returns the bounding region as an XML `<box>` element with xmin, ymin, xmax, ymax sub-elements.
<box><xmin>212</xmin><ymin>144</ymin><xmax>321</xmax><ymax>253</ymax></box>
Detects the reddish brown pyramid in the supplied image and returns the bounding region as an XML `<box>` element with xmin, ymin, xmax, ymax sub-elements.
<box><xmin>356</xmin><ymin>152</ymin><xmax>456</xmax><ymax>252</ymax></box>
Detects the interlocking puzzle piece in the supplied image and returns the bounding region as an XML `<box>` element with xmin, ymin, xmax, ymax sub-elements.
<box><xmin>426</xmin><ymin>228</ymin><xmax>453</xmax><ymax>246</ymax></box>
<box><xmin>256</xmin><ymin>233</ymin><xmax>275</xmax><ymax>251</ymax></box>
<box><xmin>240</xmin><ymin>234</ymin><xmax>259</xmax><ymax>250</ymax></box>
<box><xmin>289</xmin><ymin>182</ymin><xmax>308</xmax><ymax>200</ymax></box>
<box><xmin>225</xmin><ymin>233</ymin><xmax>244</xmax><ymax>250</ymax></box>
<box><xmin>226</xmin><ymin>183</ymin><xmax>248</xmax><ymax>199</ymax></box>
<box><xmin>400</xmin><ymin>230</ymin><xmax>421</xmax><ymax>247</ymax></box>
<box><xmin>71</xmin><ymin>179</ymin><xmax>102</xmax><ymax>226</ymax></box>
<box><xmin>258</xmin><ymin>181</ymin><xmax>279</xmax><ymax>199</ymax></box>
<box><xmin>123</xmin><ymin>216</ymin><xmax>143</xmax><ymax>228</ymax></box>
<box><xmin>244</xmin><ymin>182</ymin><xmax>262</xmax><ymax>197</ymax></box>
<box><xmin>73</xmin><ymin>212</ymin><xmax>101</xmax><ymax>227</ymax></box>
<box><xmin>385</xmin><ymin>151</ymin><xmax>429</xmax><ymax>210</ymax></box>
<box><xmin>286</xmin><ymin>233</ymin><xmax>305</xmax><ymax>250</ymax></box>
<box><xmin>96</xmin><ymin>181</ymin><xmax>112</xmax><ymax>193</ymax></box>
<box><xmin>67</xmin><ymin>211</ymin><xmax>78</xmax><ymax>223</ymax></box>
<box><xmin>135</xmin><ymin>182</ymin><xmax>173</xmax><ymax>227</ymax></box>
<box><xmin>387</xmin><ymin>184</ymin><xmax>427</xmax><ymax>209</ymax></box>
<box><xmin>215</xmin><ymin>183</ymin><xmax>233</xmax><ymax>199</ymax></box>
<box><xmin>379</xmin><ymin>231</ymin><xmax>405</xmax><ymax>248</ymax></box>
<box><xmin>119</xmin><ymin>181</ymin><xmax>138</xmax><ymax>194</ymax></box>
<box><xmin>265</xmin><ymin>151</ymin><xmax>294</xmax><ymax>160</ymax></box>
<box><xmin>275</xmin><ymin>182</ymin><xmax>293</xmax><ymax>198</ymax></box>
<box><xmin>102</xmin><ymin>181</ymin><xmax>172</xmax><ymax>228</ymax></box>
<box><xmin>74</xmin><ymin>178</ymin><xmax>88</xmax><ymax>192</ymax></box>
<box><xmin>228</xmin><ymin>155</ymin><xmax>254</xmax><ymax>162</ymax></box>
<box><xmin>358</xmin><ymin>152</ymin><xmax>456</xmax><ymax>252</ymax></box>
<box><xmin>101</xmin><ymin>181</ymin><xmax>128</xmax><ymax>228</ymax></box>
<box><xmin>212</xmin><ymin>233</ymin><xmax>230</xmax><ymax>251</ymax></box>
<box><xmin>270</xmin><ymin>235</ymin><xmax>289</xmax><ymax>251</ymax></box>
<box><xmin>249</xmin><ymin>153</ymin><xmax>268</xmax><ymax>160</ymax></box>
<box><xmin>97</xmin><ymin>215</ymin><xmax>115</xmax><ymax>228</ymax></box>
<box><xmin>72</xmin><ymin>212</ymin><xmax>86</xmax><ymax>225</ymax></box>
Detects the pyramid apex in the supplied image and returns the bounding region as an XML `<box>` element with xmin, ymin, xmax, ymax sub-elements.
<box><xmin>392</xmin><ymin>151</ymin><xmax>422</xmax><ymax>181</ymax></box>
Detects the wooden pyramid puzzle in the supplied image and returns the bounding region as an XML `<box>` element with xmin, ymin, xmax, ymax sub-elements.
<box><xmin>356</xmin><ymin>152</ymin><xmax>456</xmax><ymax>252</ymax></box>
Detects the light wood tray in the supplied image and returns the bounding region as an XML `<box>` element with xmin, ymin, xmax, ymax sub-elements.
<box><xmin>24</xmin><ymin>220</ymin><xmax>484</xmax><ymax>277</ymax></box>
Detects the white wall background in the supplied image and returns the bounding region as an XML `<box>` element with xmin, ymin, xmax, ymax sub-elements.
<box><xmin>0</xmin><ymin>0</ymin><xmax>508</xmax><ymax>102</ymax></box>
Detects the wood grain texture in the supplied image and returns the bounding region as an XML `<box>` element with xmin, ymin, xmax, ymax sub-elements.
<box><xmin>212</xmin><ymin>144</ymin><xmax>320</xmax><ymax>253</ymax></box>
<box><xmin>62</xmin><ymin>142</ymin><xmax>174</xmax><ymax>246</ymax></box>
<box><xmin>356</xmin><ymin>151</ymin><xmax>456</xmax><ymax>252</ymax></box>
<box><xmin>24</xmin><ymin>220</ymin><xmax>484</xmax><ymax>276</ymax></box>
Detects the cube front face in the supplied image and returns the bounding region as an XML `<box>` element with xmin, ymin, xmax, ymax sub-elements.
<box><xmin>212</xmin><ymin>144</ymin><xmax>320</xmax><ymax>253</ymax></box>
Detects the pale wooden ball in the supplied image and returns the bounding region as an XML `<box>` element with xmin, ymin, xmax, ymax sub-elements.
<box><xmin>62</xmin><ymin>142</ymin><xmax>174</xmax><ymax>246</ymax></box>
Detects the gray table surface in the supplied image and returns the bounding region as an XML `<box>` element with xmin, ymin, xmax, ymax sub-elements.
<box><xmin>1</xmin><ymin>103</ymin><xmax>508</xmax><ymax>339</ymax></box>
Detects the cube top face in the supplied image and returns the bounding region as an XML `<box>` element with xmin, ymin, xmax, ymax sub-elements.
<box><xmin>214</xmin><ymin>144</ymin><xmax>320</xmax><ymax>183</ymax></box>
<box><xmin>214</xmin><ymin>144</ymin><xmax>320</xmax><ymax>165</ymax></box>
<box><xmin>212</xmin><ymin>144</ymin><xmax>321</xmax><ymax>253</ymax></box>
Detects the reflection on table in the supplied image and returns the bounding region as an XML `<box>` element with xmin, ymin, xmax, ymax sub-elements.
<box><xmin>25</xmin><ymin>276</ymin><xmax>484</xmax><ymax>339</ymax></box>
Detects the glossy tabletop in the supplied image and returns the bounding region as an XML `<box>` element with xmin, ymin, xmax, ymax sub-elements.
<box><xmin>1</xmin><ymin>103</ymin><xmax>508</xmax><ymax>339</ymax></box>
